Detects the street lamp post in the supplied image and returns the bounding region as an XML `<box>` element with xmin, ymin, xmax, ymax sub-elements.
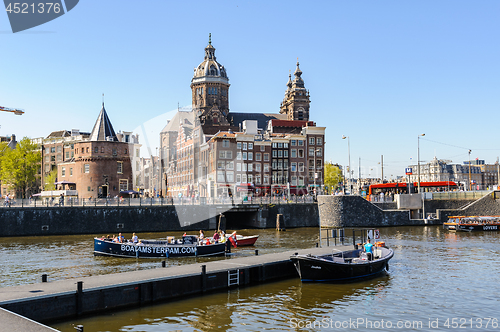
<box><xmin>468</xmin><ymin>149</ymin><xmax>472</xmax><ymax>191</ymax></box>
<box><xmin>417</xmin><ymin>134</ymin><xmax>425</xmax><ymax>193</ymax></box>
<box><xmin>342</xmin><ymin>135</ymin><xmax>351</xmax><ymax>194</ymax></box>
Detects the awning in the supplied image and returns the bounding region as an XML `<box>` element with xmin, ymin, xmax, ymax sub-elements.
<box><xmin>55</xmin><ymin>181</ymin><xmax>76</xmax><ymax>185</ymax></box>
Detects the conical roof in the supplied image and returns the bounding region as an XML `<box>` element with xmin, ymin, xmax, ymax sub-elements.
<box><xmin>89</xmin><ymin>103</ymin><xmax>118</xmax><ymax>141</ymax></box>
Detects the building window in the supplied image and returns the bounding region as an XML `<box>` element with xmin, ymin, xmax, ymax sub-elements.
<box><xmin>242</xmin><ymin>163</ymin><xmax>247</xmax><ymax>172</ymax></box>
<box><xmin>316</xmin><ymin>148</ymin><xmax>322</xmax><ymax>156</ymax></box>
<box><xmin>243</xmin><ymin>142</ymin><xmax>247</xmax><ymax>150</ymax></box>
<box><xmin>255</xmin><ymin>163</ymin><xmax>261</xmax><ymax>172</ymax></box>
<box><xmin>222</xmin><ymin>139</ymin><xmax>230</xmax><ymax>148</ymax></box>
<box><xmin>317</xmin><ymin>137</ymin><xmax>322</xmax><ymax>145</ymax></box>
<box><xmin>237</xmin><ymin>142</ymin><xmax>242</xmax><ymax>150</ymax></box>
<box><xmin>284</xmin><ymin>150</ymin><xmax>288</xmax><ymax>158</ymax></box>
<box><xmin>88</xmin><ymin>186</ymin><xmax>91</xmax><ymax>191</ymax></box>
<box><xmin>264</xmin><ymin>163</ymin><xmax>269</xmax><ymax>172</ymax></box>
<box><xmin>278</xmin><ymin>150</ymin><xmax>283</xmax><ymax>158</ymax></box>
<box><xmin>284</xmin><ymin>143</ymin><xmax>288</xmax><ymax>148</ymax></box>
<box><xmin>217</xmin><ymin>171</ymin><xmax>225</xmax><ymax>182</ymax></box>
<box><xmin>272</xmin><ymin>160</ymin><xmax>277</xmax><ymax>169</ymax></box>
<box><xmin>292</xmin><ymin>176</ymin><xmax>297</xmax><ymax>186</ymax></box>
<box><xmin>264</xmin><ymin>175</ymin><xmax>269</xmax><ymax>184</ymax></box>
<box><xmin>291</xmin><ymin>149</ymin><xmax>297</xmax><ymax>158</ymax></box>
<box><xmin>278</xmin><ymin>143</ymin><xmax>283</xmax><ymax>148</ymax></box>
<box><xmin>291</xmin><ymin>162</ymin><xmax>297</xmax><ymax>172</ymax></box>
<box><xmin>309</xmin><ymin>138</ymin><xmax>315</xmax><ymax>145</ymax></box>
<box><xmin>299</xmin><ymin>177</ymin><xmax>304</xmax><ymax>186</ymax></box>
<box><xmin>84</xmin><ymin>164</ymin><xmax>90</xmax><ymax>173</ymax></box>
<box><xmin>272</xmin><ymin>143</ymin><xmax>277</xmax><ymax>148</ymax></box>
<box><xmin>248</xmin><ymin>164</ymin><xmax>253</xmax><ymax>172</ymax></box>
<box><xmin>264</xmin><ymin>153</ymin><xmax>269</xmax><ymax>161</ymax></box>
<box><xmin>242</xmin><ymin>174</ymin><xmax>247</xmax><ymax>183</ymax></box>
<box><xmin>112</xmin><ymin>148</ymin><xmax>117</xmax><ymax>156</ymax></box>
<box><xmin>61</xmin><ymin>167</ymin><xmax>66</xmax><ymax>177</ymax></box>
<box><xmin>217</xmin><ymin>161</ymin><xmax>225</xmax><ymax>169</ymax></box>
<box><xmin>272</xmin><ymin>150</ymin><xmax>277</xmax><ymax>158</ymax></box>
<box><xmin>237</xmin><ymin>152</ymin><xmax>242</xmax><ymax>160</ymax></box>
<box><xmin>260</xmin><ymin>145</ymin><xmax>265</xmax><ymax>152</ymax></box>
<box><xmin>226</xmin><ymin>161</ymin><xmax>234</xmax><ymax>170</ymax></box>
<box><xmin>243</xmin><ymin>152</ymin><xmax>247</xmax><ymax>160</ymax></box>
<box><xmin>248</xmin><ymin>152</ymin><xmax>253</xmax><ymax>161</ymax></box>
<box><xmin>119</xmin><ymin>179</ymin><xmax>128</xmax><ymax>191</ymax></box>
<box><xmin>299</xmin><ymin>162</ymin><xmax>304</xmax><ymax>172</ymax></box>
<box><xmin>256</xmin><ymin>153</ymin><xmax>261</xmax><ymax>161</ymax></box>
<box><xmin>236</xmin><ymin>174</ymin><xmax>241</xmax><ymax>182</ymax></box>
<box><xmin>248</xmin><ymin>174</ymin><xmax>253</xmax><ymax>183</ymax></box>
<box><xmin>291</xmin><ymin>140</ymin><xmax>296</xmax><ymax>146</ymax></box>
<box><xmin>236</xmin><ymin>163</ymin><xmax>241</xmax><ymax>171</ymax></box>
<box><xmin>65</xmin><ymin>152</ymin><xmax>70</xmax><ymax>160</ymax></box>
<box><xmin>94</xmin><ymin>147</ymin><xmax>98</xmax><ymax>153</ymax></box>
<box><xmin>298</xmin><ymin>150</ymin><xmax>304</xmax><ymax>158</ymax></box>
<box><xmin>248</xmin><ymin>143</ymin><xmax>253</xmax><ymax>150</ymax></box>
<box><xmin>117</xmin><ymin>162</ymin><xmax>123</xmax><ymax>174</ymax></box>
<box><xmin>51</xmin><ymin>147</ymin><xmax>56</xmax><ymax>153</ymax></box>
<box><xmin>309</xmin><ymin>148</ymin><xmax>315</xmax><ymax>156</ymax></box>
<box><xmin>226</xmin><ymin>171</ymin><xmax>234</xmax><ymax>182</ymax></box>
<box><xmin>298</xmin><ymin>140</ymin><xmax>304</xmax><ymax>146</ymax></box>
<box><xmin>51</xmin><ymin>156</ymin><xmax>55</xmax><ymax>161</ymax></box>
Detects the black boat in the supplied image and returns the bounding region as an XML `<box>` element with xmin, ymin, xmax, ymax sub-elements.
<box><xmin>93</xmin><ymin>236</ymin><xmax>226</xmax><ymax>258</ymax></box>
<box><xmin>290</xmin><ymin>245</ymin><xmax>394</xmax><ymax>282</ymax></box>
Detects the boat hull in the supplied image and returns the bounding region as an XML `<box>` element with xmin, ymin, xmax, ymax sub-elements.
<box><xmin>235</xmin><ymin>235</ymin><xmax>259</xmax><ymax>246</ymax></box>
<box><xmin>290</xmin><ymin>248</ymin><xmax>393</xmax><ymax>282</ymax></box>
<box><xmin>93</xmin><ymin>238</ymin><xmax>226</xmax><ymax>258</ymax></box>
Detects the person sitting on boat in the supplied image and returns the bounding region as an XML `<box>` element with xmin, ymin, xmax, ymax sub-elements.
<box><xmin>213</xmin><ymin>231</ymin><xmax>220</xmax><ymax>243</ymax></box>
<box><xmin>117</xmin><ymin>233</ymin><xmax>125</xmax><ymax>243</ymax></box>
<box><xmin>364</xmin><ymin>238</ymin><xmax>374</xmax><ymax>261</ymax></box>
<box><xmin>137</xmin><ymin>240</ymin><xmax>144</xmax><ymax>246</ymax></box>
<box><xmin>199</xmin><ymin>230</ymin><xmax>205</xmax><ymax>240</ymax></box>
<box><xmin>131</xmin><ymin>233</ymin><xmax>138</xmax><ymax>244</ymax></box>
<box><xmin>220</xmin><ymin>230</ymin><xmax>226</xmax><ymax>243</ymax></box>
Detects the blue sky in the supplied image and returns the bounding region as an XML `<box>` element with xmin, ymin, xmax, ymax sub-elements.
<box><xmin>0</xmin><ymin>1</ymin><xmax>499</xmax><ymax>179</ymax></box>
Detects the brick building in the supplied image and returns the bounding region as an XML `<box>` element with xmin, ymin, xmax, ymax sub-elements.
<box><xmin>57</xmin><ymin>104</ymin><xmax>137</xmax><ymax>198</ymax></box>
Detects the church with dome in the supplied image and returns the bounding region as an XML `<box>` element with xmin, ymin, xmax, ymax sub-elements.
<box><xmin>159</xmin><ymin>35</ymin><xmax>325</xmax><ymax>199</ymax></box>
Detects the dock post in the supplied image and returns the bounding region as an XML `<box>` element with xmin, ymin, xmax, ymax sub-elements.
<box><xmin>42</xmin><ymin>274</ymin><xmax>47</xmax><ymax>283</ymax></box>
<box><xmin>201</xmin><ymin>265</ymin><xmax>207</xmax><ymax>293</ymax></box>
<box><xmin>255</xmin><ymin>249</ymin><xmax>259</xmax><ymax>256</ymax></box>
<box><xmin>162</xmin><ymin>261</ymin><xmax>166</xmax><ymax>268</ymax></box>
<box><xmin>276</xmin><ymin>214</ymin><xmax>286</xmax><ymax>231</ymax></box>
<box><xmin>76</xmin><ymin>281</ymin><xmax>83</xmax><ymax>316</ymax></box>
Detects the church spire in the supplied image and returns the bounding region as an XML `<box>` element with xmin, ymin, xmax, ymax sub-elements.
<box><xmin>89</xmin><ymin>102</ymin><xmax>118</xmax><ymax>141</ymax></box>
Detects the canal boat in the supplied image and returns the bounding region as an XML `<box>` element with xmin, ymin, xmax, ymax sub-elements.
<box><xmin>443</xmin><ymin>216</ymin><xmax>500</xmax><ymax>232</ymax></box>
<box><xmin>226</xmin><ymin>232</ymin><xmax>259</xmax><ymax>247</ymax></box>
<box><xmin>93</xmin><ymin>236</ymin><xmax>226</xmax><ymax>258</ymax></box>
<box><xmin>290</xmin><ymin>244</ymin><xmax>394</xmax><ymax>282</ymax></box>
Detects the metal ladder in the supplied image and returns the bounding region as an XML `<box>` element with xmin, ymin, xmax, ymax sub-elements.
<box><xmin>228</xmin><ymin>269</ymin><xmax>239</xmax><ymax>287</ymax></box>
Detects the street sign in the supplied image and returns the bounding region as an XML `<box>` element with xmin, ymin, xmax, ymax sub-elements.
<box><xmin>405</xmin><ymin>167</ymin><xmax>412</xmax><ymax>175</ymax></box>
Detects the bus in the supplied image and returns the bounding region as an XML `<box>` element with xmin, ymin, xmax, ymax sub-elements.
<box><xmin>368</xmin><ymin>181</ymin><xmax>459</xmax><ymax>201</ymax></box>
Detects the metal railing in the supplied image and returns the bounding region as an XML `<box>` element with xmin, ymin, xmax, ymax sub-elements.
<box><xmin>0</xmin><ymin>195</ymin><xmax>316</xmax><ymax>208</ymax></box>
<box><xmin>431</xmin><ymin>190</ymin><xmax>491</xmax><ymax>200</ymax></box>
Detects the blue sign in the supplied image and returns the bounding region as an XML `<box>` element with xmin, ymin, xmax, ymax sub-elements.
<box><xmin>405</xmin><ymin>167</ymin><xmax>413</xmax><ymax>175</ymax></box>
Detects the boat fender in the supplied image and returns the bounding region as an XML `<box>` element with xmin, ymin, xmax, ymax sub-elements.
<box><xmin>385</xmin><ymin>262</ymin><xmax>389</xmax><ymax>271</ymax></box>
<box><xmin>228</xmin><ymin>236</ymin><xmax>238</xmax><ymax>248</ymax></box>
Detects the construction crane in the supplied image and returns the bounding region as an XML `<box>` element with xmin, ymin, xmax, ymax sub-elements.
<box><xmin>0</xmin><ymin>106</ymin><xmax>24</xmax><ymax>115</ymax></box>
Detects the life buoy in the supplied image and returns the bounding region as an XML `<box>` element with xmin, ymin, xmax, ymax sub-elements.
<box><xmin>228</xmin><ymin>236</ymin><xmax>237</xmax><ymax>248</ymax></box>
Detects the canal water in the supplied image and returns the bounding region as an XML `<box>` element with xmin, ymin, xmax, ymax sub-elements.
<box><xmin>2</xmin><ymin>226</ymin><xmax>500</xmax><ymax>331</ymax></box>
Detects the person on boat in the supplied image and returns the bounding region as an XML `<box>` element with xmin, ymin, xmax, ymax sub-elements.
<box><xmin>199</xmin><ymin>230</ymin><xmax>205</xmax><ymax>240</ymax></box>
<box><xmin>213</xmin><ymin>230</ymin><xmax>220</xmax><ymax>243</ymax></box>
<box><xmin>112</xmin><ymin>235</ymin><xmax>118</xmax><ymax>243</ymax></box>
<box><xmin>131</xmin><ymin>233</ymin><xmax>138</xmax><ymax>244</ymax></box>
<box><xmin>364</xmin><ymin>238</ymin><xmax>374</xmax><ymax>261</ymax></box>
<box><xmin>137</xmin><ymin>240</ymin><xmax>144</xmax><ymax>246</ymax></box>
<box><xmin>220</xmin><ymin>230</ymin><xmax>226</xmax><ymax>243</ymax></box>
<box><xmin>117</xmin><ymin>233</ymin><xmax>125</xmax><ymax>243</ymax></box>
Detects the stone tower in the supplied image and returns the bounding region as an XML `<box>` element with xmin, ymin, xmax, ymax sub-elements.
<box><xmin>191</xmin><ymin>34</ymin><xmax>230</xmax><ymax>127</ymax></box>
<box><xmin>280</xmin><ymin>61</ymin><xmax>311</xmax><ymax>121</ymax></box>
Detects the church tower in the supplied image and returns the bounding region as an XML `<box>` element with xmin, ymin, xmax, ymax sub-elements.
<box><xmin>280</xmin><ymin>61</ymin><xmax>311</xmax><ymax>121</ymax></box>
<box><xmin>191</xmin><ymin>34</ymin><xmax>230</xmax><ymax>127</ymax></box>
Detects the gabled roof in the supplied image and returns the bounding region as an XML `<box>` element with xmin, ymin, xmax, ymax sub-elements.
<box><xmin>47</xmin><ymin>130</ymin><xmax>71</xmax><ymax>138</ymax></box>
<box><xmin>89</xmin><ymin>103</ymin><xmax>117</xmax><ymax>141</ymax></box>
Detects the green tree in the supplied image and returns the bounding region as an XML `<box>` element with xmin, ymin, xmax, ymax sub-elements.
<box><xmin>0</xmin><ymin>137</ymin><xmax>41</xmax><ymax>198</ymax></box>
<box><xmin>324</xmin><ymin>162</ymin><xmax>343</xmax><ymax>194</ymax></box>
<box><xmin>44</xmin><ymin>168</ymin><xmax>58</xmax><ymax>191</ymax></box>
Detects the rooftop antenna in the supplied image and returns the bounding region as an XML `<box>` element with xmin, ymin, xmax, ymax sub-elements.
<box><xmin>209</xmin><ymin>33</ymin><xmax>211</xmax><ymax>45</ymax></box>
<box><xmin>102</xmin><ymin>93</ymin><xmax>104</xmax><ymax>105</ymax></box>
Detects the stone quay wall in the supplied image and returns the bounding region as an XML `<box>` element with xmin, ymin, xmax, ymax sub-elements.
<box><xmin>0</xmin><ymin>203</ymin><xmax>320</xmax><ymax>237</ymax></box>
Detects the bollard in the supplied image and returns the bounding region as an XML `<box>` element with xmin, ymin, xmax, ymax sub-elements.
<box><xmin>42</xmin><ymin>274</ymin><xmax>47</xmax><ymax>282</ymax></box>
<box><xmin>255</xmin><ymin>249</ymin><xmax>259</xmax><ymax>256</ymax></box>
<box><xmin>76</xmin><ymin>281</ymin><xmax>83</xmax><ymax>316</ymax></box>
<box><xmin>225</xmin><ymin>240</ymin><xmax>231</xmax><ymax>253</ymax></box>
<box><xmin>75</xmin><ymin>325</ymin><xmax>84</xmax><ymax>332</ymax></box>
<box><xmin>162</xmin><ymin>261</ymin><xmax>166</xmax><ymax>268</ymax></box>
<box><xmin>201</xmin><ymin>265</ymin><xmax>207</xmax><ymax>293</ymax></box>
